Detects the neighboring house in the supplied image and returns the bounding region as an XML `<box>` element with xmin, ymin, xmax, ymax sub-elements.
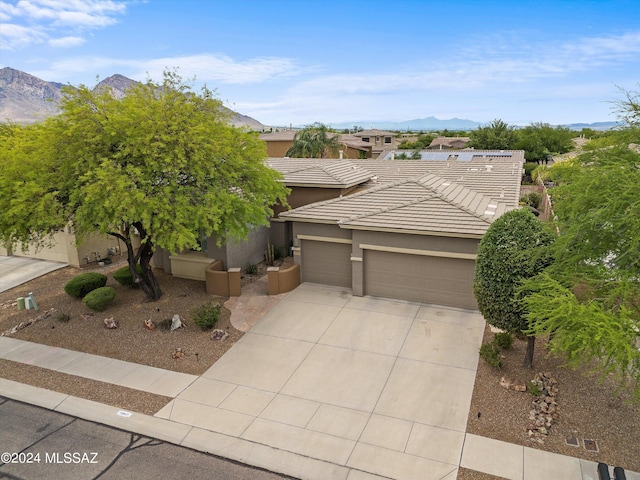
<box><xmin>0</xmin><ymin>227</ymin><xmax>133</xmax><ymax>268</ymax></box>
<box><xmin>259</xmin><ymin>130</ymin><xmax>372</xmax><ymax>159</ymax></box>
<box><xmin>277</xmin><ymin>150</ymin><xmax>524</xmax><ymax>310</ymax></box>
<box><xmin>427</xmin><ymin>136</ymin><xmax>471</xmax><ymax>150</ymax></box>
<box><xmin>259</xmin><ymin>129</ymin><xmax>298</xmax><ymax>157</ymax></box>
<box><xmin>351</xmin><ymin>129</ymin><xmax>401</xmax><ymax>156</ymax></box>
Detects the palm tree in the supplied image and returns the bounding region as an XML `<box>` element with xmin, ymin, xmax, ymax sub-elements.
<box><xmin>286</xmin><ymin>123</ymin><xmax>341</xmax><ymax>158</ymax></box>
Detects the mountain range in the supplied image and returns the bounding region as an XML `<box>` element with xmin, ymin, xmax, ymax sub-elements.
<box><xmin>0</xmin><ymin>67</ymin><xmax>618</xmax><ymax>131</ymax></box>
<box><xmin>0</xmin><ymin>67</ymin><xmax>265</xmax><ymax>129</ymax></box>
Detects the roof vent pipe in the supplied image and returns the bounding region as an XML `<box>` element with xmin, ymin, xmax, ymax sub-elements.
<box><xmin>339</xmin><ymin>150</ymin><xmax>344</xmax><ymax>159</ymax></box>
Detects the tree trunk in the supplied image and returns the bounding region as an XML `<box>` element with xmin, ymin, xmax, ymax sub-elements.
<box><xmin>109</xmin><ymin>224</ymin><xmax>162</xmax><ymax>302</ymax></box>
<box><xmin>138</xmin><ymin>240</ymin><xmax>162</xmax><ymax>301</ymax></box>
<box><xmin>524</xmin><ymin>335</ymin><xmax>535</xmax><ymax>369</ymax></box>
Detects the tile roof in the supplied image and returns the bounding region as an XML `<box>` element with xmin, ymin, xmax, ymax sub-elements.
<box><xmin>279</xmin><ymin>173</ymin><xmax>512</xmax><ymax>236</ymax></box>
<box><xmin>266</xmin><ymin>158</ymin><xmax>374</xmax><ymax>188</ymax></box>
<box><xmin>353</xmin><ymin>129</ymin><xmax>397</xmax><ymax>137</ymax></box>
<box><xmin>259</xmin><ymin>130</ymin><xmax>298</xmax><ymax>141</ymax></box>
<box><xmin>271</xmin><ymin>151</ymin><xmax>523</xmax><ymax>236</ymax></box>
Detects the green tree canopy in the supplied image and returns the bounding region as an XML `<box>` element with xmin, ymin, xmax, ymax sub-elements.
<box><xmin>473</xmin><ymin>208</ymin><xmax>555</xmax><ymax>367</ymax></box>
<box><xmin>514</xmin><ymin>122</ymin><xmax>574</xmax><ymax>162</ymax></box>
<box><xmin>0</xmin><ymin>71</ymin><xmax>289</xmax><ymax>300</ymax></box>
<box><xmin>285</xmin><ymin>122</ymin><xmax>341</xmax><ymax>158</ymax></box>
<box><xmin>522</xmin><ymin>86</ymin><xmax>640</xmax><ymax>403</ymax></box>
<box><xmin>469</xmin><ymin>119</ymin><xmax>519</xmax><ymax>150</ymax></box>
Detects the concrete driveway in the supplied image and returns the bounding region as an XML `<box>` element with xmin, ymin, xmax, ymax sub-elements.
<box><xmin>157</xmin><ymin>283</ymin><xmax>485</xmax><ymax>480</ymax></box>
<box><xmin>0</xmin><ymin>256</ymin><xmax>67</xmax><ymax>294</ymax></box>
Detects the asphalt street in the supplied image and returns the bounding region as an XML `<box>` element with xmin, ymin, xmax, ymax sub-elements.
<box><xmin>0</xmin><ymin>397</ymin><xmax>297</xmax><ymax>480</ymax></box>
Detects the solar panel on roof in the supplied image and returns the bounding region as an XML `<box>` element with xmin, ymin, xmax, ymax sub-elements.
<box><xmin>422</xmin><ymin>152</ymin><xmax>451</xmax><ymax>161</ymax></box>
<box><xmin>473</xmin><ymin>152</ymin><xmax>513</xmax><ymax>157</ymax></box>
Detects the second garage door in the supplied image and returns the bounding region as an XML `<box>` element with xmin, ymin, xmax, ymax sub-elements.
<box><xmin>364</xmin><ymin>249</ymin><xmax>477</xmax><ymax>309</ymax></box>
<box><xmin>301</xmin><ymin>240</ymin><xmax>352</xmax><ymax>288</ymax></box>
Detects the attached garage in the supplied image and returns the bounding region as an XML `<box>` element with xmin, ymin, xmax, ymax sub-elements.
<box><xmin>280</xmin><ymin>156</ymin><xmax>524</xmax><ymax>309</ymax></box>
<box><xmin>301</xmin><ymin>239</ymin><xmax>352</xmax><ymax>288</ymax></box>
<box><xmin>363</xmin><ymin>249</ymin><xmax>477</xmax><ymax>310</ymax></box>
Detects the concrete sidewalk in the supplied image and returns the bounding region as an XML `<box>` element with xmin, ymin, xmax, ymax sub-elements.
<box><xmin>1</xmin><ymin>283</ymin><xmax>638</xmax><ymax>480</ymax></box>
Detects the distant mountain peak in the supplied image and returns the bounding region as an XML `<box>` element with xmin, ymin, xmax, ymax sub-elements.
<box><xmin>0</xmin><ymin>67</ymin><xmax>265</xmax><ymax>129</ymax></box>
<box><xmin>94</xmin><ymin>74</ymin><xmax>139</xmax><ymax>99</ymax></box>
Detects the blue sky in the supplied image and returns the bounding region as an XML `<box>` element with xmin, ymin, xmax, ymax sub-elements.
<box><xmin>1</xmin><ymin>0</ymin><xmax>639</xmax><ymax>127</ymax></box>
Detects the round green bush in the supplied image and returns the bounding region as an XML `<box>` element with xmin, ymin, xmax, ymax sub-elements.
<box><xmin>113</xmin><ymin>264</ymin><xmax>142</xmax><ymax>287</ymax></box>
<box><xmin>64</xmin><ymin>272</ymin><xmax>107</xmax><ymax>298</ymax></box>
<box><xmin>82</xmin><ymin>287</ymin><xmax>116</xmax><ymax>311</ymax></box>
<box><xmin>190</xmin><ymin>302</ymin><xmax>220</xmax><ymax>331</ymax></box>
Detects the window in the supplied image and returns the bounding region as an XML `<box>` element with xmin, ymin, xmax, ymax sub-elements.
<box><xmin>361</xmin><ymin>137</ymin><xmax>370</xmax><ymax>142</ymax></box>
<box><xmin>190</xmin><ymin>231</ymin><xmax>208</xmax><ymax>253</ymax></box>
<box><xmin>384</xmin><ymin>137</ymin><xmax>392</xmax><ymax>144</ymax></box>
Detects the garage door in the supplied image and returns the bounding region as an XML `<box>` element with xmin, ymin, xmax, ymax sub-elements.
<box><xmin>301</xmin><ymin>240</ymin><xmax>352</xmax><ymax>288</ymax></box>
<box><xmin>364</xmin><ymin>250</ymin><xmax>477</xmax><ymax>309</ymax></box>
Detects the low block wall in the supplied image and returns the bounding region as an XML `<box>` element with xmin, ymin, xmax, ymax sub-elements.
<box><xmin>267</xmin><ymin>264</ymin><xmax>300</xmax><ymax>295</ymax></box>
<box><xmin>205</xmin><ymin>260</ymin><xmax>241</xmax><ymax>297</ymax></box>
<box><xmin>169</xmin><ymin>252</ymin><xmax>214</xmax><ymax>281</ymax></box>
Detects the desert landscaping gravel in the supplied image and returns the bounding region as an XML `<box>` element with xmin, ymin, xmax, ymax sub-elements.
<box><xmin>1</xmin><ymin>259</ymin><xmax>639</xmax><ymax>475</ymax></box>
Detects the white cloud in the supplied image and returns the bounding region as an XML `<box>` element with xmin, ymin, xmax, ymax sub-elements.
<box><xmin>32</xmin><ymin>53</ymin><xmax>303</xmax><ymax>85</ymax></box>
<box><xmin>15</xmin><ymin>0</ymin><xmax>125</xmax><ymax>26</ymax></box>
<box><xmin>137</xmin><ymin>54</ymin><xmax>301</xmax><ymax>85</ymax></box>
<box><xmin>0</xmin><ymin>22</ymin><xmax>46</xmax><ymax>49</ymax></box>
<box><xmin>0</xmin><ymin>0</ymin><xmax>126</xmax><ymax>49</ymax></box>
<box><xmin>48</xmin><ymin>35</ymin><xmax>84</xmax><ymax>47</ymax></box>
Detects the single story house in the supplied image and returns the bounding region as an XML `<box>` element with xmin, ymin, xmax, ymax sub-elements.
<box><xmin>277</xmin><ymin>150</ymin><xmax>524</xmax><ymax>309</ymax></box>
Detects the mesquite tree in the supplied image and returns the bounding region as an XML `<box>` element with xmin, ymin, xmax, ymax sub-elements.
<box><xmin>0</xmin><ymin>71</ymin><xmax>288</xmax><ymax>301</ymax></box>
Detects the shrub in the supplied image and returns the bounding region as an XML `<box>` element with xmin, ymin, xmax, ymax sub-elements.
<box><xmin>113</xmin><ymin>264</ymin><xmax>143</xmax><ymax>287</ymax></box>
<box><xmin>82</xmin><ymin>287</ymin><xmax>116</xmax><ymax>311</ymax></box>
<box><xmin>528</xmin><ymin>382</ymin><xmax>543</xmax><ymax>396</ymax></box>
<box><xmin>520</xmin><ymin>191</ymin><xmax>542</xmax><ymax>209</ymax></box>
<box><xmin>64</xmin><ymin>273</ymin><xmax>107</xmax><ymax>298</ymax></box>
<box><xmin>523</xmin><ymin>162</ymin><xmax>538</xmax><ymax>176</ymax></box>
<box><xmin>191</xmin><ymin>302</ymin><xmax>220</xmax><ymax>331</ymax></box>
<box><xmin>493</xmin><ymin>332</ymin><xmax>514</xmax><ymax>350</ymax></box>
<box><xmin>479</xmin><ymin>342</ymin><xmax>502</xmax><ymax>368</ymax></box>
<box><xmin>55</xmin><ymin>312</ymin><xmax>71</xmax><ymax>323</ymax></box>
<box><xmin>245</xmin><ymin>264</ymin><xmax>259</xmax><ymax>275</ymax></box>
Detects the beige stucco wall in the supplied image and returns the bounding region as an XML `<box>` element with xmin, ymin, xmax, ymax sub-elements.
<box><xmin>4</xmin><ymin>230</ymin><xmax>125</xmax><ymax>267</ymax></box>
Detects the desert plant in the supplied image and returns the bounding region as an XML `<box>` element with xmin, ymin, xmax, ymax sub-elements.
<box><xmin>493</xmin><ymin>332</ymin><xmax>514</xmax><ymax>350</ymax></box>
<box><xmin>64</xmin><ymin>272</ymin><xmax>107</xmax><ymax>298</ymax></box>
<box><xmin>190</xmin><ymin>302</ymin><xmax>220</xmax><ymax>331</ymax></box>
<box><xmin>55</xmin><ymin>312</ymin><xmax>71</xmax><ymax>323</ymax></box>
<box><xmin>245</xmin><ymin>263</ymin><xmax>259</xmax><ymax>275</ymax></box>
<box><xmin>82</xmin><ymin>286</ymin><xmax>116</xmax><ymax>311</ymax></box>
<box><xmin>528</xmin><ymin>382</ymin><xmax>543</xmax><ymax>396</ymax></box>
<box><xmin>520</xmin><ymin>191</ymin><xmax>542</xmax><ymax>209</ymax></box>
<box><xmin>113</xmin><ymin>264</ymin><xmax>143</xmax><ymax>287</ymax></box>
<box><xmin>479</xmin><ymin>342</ymin><xmax>503</xmax><ymax>368</ymax></box>
<box><xmin>265</xmin><ymin>238</ymin><xmax>275</xmax><ymax>266</ymax></box>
